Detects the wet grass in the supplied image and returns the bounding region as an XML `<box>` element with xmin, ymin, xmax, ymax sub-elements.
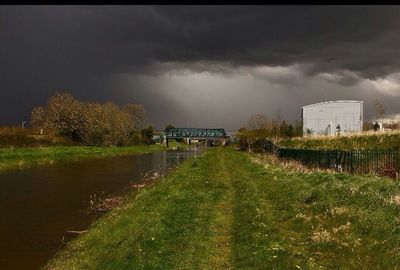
<box><xmin>46</xmin><ymin>148</ymin><xmax>400</xmax><ymax>269</ymax></box>
<box><xmin>0</xmin><ymin>145</ymin><xmax>165</xmax><ymax>171</ymax></box>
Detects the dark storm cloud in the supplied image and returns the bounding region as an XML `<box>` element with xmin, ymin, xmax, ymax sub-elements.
<box><xmin>1</xmin><ymin>5</ymin><xmax>400</xmax><ymax>127</ymax></box>
<box><xmin>3</xmin><ymin>6</ymin><xmax>400</xmax><ymax>77</ymax></box>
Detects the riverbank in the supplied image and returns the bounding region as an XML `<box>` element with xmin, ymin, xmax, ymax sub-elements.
<box><xmin>0</xmin><ymin>145</ymin><xmax>166</xmax><ymax>172</ymax></box>
<box><xmin>46</xmin><ymin>148</ymin><xmax>400</xmax><ymax>269</ymax></box>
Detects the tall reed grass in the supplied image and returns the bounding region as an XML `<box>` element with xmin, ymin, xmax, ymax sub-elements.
<box><xmin>277</xmin><ymin>130</ymin><xmax>400</xmax><ymax>150</ymax></box>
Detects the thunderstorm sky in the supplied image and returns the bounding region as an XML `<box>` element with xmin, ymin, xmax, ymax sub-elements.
<box><xmin>1</xmin><ymin>5</ymin><xmax>400</xmax><ymax>130</ymax></box>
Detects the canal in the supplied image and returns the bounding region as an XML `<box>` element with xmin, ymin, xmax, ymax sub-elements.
<box><xmin>0</xmin><ymin>150</ymin><xmax>197</xmax><ymax>270</ymax></box>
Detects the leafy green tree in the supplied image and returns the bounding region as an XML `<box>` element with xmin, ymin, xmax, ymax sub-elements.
<box><xmin>164</xmin><ymin>124</ymin><xmax>175</xmax><ymax>133</ymax></box>
<box><xmin>141</xmin><ymin>126</ymin><xmax>154</xmax><ymax>145</ymax></box>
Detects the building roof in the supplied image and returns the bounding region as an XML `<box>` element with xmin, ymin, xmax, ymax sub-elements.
<box><xmin>302</xmin><ymin>100</ymin><xmax>363</xmax><ymax>109</ymax></box>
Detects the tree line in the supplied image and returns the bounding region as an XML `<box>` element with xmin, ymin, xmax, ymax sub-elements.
<box><xmin>30</xmin><ymin>92</ymin><xmax>154</xmax><ymax>146</ymax></box>
<box><xmin>237</xmin><ymin>113</ymin><xmax>303</xmax><ymax>150</ymax></box>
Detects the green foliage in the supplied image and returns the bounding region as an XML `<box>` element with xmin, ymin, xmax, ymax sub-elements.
<box><xmin>166</xmin><ymin>139</ymin><xmax>189</xmax><ymax>150</ymax></box>
<box><xmin>164</xmin><ymin>124</ymin><xmax>175</xmax><ymax>133</ymax></box>
<box><xmin>163</xmin><ymin>125</ymin><xmax>185</xmax><ymax>143</ymax></box>
<box><xmin>141</xmin><ymin>126</ymin><xmax>154</xmax><ymax>145</ymax></box>
<box><xmin>128</xmin><ymin>132</ymin><xmax>142</xmax><ymax>145</ymax></box>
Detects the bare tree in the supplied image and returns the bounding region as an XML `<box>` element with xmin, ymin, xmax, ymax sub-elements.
<box><xmin>374</xmin><ymin>99</ymin><xmax>386</xmax><ymax>120</ymax></box>
<box><xmin>29</xmin><ymin>92</ymin><xmax>150</xmax><ymax>146</ymax></box>
<box><xmin>45</xmin><ymin>92</ymin><xmax>87</xmax><ymax>141</ymax></box>
<box><xmin>246</xmin><ymin>114</ymin><xmax>268</xmax><ymax>130</ymax></box>
<box><xmin>123</xmin><ymin>103</ymin><xmax>149</xmax><ymax>131</ymax></box>
<box><xmin>30</xmin><ymin>106</ymin><xmax>47</xmax><ymax>129</ymax></box>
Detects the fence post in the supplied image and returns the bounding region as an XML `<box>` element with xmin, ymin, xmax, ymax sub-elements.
<box><xmin>350</xmin><ymin>151</ymin><xmax>354</xmax><ymax>173</ymax></box>
<box><xmin>259</xmin><ymin>141</ymin><xmax>400</xmax><ymax>178</ymax></box>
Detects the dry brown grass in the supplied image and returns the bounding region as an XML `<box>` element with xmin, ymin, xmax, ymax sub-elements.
<box><xmin>277</xmin><ymin>129</ymin><xmax>400</xmax><ymax>151</ymax></box>
<box><xmin>290</xmin><ymin>129</ymin><xmax>400</xmax><ymax>141</ymax></box>
<box><xmin>388</xmin><ymin>194</ymin><xmax>400</xmax><ymax>206</ymax></box>
<box><xmin>249</xmin><ymin>153</ymin><xmax>338</xmax><ymax>175</ymax></box>
<box><xmin>250</xmin><ymin>153</ymin><xmax>309</xmax><ymax>173</ymax></box>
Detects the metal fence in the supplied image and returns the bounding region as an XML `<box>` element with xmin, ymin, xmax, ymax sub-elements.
<box><xmin>251</xmin><ymin>139</ymin><xmax>400</xmax><ymax>178</ymax></box>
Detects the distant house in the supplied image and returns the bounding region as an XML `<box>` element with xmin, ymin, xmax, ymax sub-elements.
<box><xmin>302</xmin><ymin>100</ymin><xmax>363</xmax><ymax>136</ymax></box>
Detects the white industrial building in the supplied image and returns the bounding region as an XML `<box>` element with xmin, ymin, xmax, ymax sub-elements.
<box><xmin>302</xmin><ymin>100</ymin><xmax>363</xmax><ymax>136</ymax></box>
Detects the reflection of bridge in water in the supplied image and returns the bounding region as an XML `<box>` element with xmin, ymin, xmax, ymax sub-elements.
<box><xmin>165</xmin><ymin>128</ymin><xmax>227</xmax><ymax>147</ymax></box>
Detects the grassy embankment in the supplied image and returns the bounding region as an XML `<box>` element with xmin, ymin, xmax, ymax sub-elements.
<box><xmin>0</xmin><ymin>145</ymin><xmax>166</xmax><ymax>171</ymax></box>
<box><xmin>277</xmin><ymin>130</ymin><xmax>400</xmax><ymax>150</ymax></box>
<box><xmin>165</xmin><ymin>139</ymin><xmax>190</xmax><ymax>150</ymax></box>
<box><xmin>47</xmin><ymin>148</ymin><xmax>400</xmax><ymax>269</ymax></box>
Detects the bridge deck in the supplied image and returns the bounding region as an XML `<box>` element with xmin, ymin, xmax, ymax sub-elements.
<box><xmin>166</xmin><ymin>128</ymin><xmax>226</xmax><ymax>139</ymax></box>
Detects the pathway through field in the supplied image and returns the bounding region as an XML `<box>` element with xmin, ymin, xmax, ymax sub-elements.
<box><xmin>47</xmin><ymin>148</ymin><xmax>400</xmax><ymax>269</ymax></box>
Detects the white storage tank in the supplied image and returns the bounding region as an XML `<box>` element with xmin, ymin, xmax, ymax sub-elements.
<box><xmin>302</xmin><ymin>100</ymin><xmax>363</xmax><ymax>136</ymax></box>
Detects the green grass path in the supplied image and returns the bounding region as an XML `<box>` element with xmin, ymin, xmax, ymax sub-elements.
<box><xmin>46</xmin><ymin>148</ymin><xmax>400</xmax><ymax>269</ymax></box>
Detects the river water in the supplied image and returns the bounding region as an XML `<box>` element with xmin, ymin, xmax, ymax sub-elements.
<box><xmin>0</xmin><ymin>150</ymin><xmax>197</xmax><ymax>270</ymax></box>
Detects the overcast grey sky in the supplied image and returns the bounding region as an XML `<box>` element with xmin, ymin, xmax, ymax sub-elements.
<box><xmin>1</xmin><ymin>5</ymin><xmax>400</xmax><ymax>130</ymax></box>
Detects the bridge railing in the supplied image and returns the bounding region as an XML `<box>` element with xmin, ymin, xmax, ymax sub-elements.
<box><xmin>166</xmin><ymin>128</ymin><xmax>226</xmax><ymax>139</ymax></box>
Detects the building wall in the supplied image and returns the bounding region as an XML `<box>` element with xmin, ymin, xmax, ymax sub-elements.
<box><xmin>302</xmin><ymin>101</ymin><xmax>363</xmax><ymax>136</ymax></box>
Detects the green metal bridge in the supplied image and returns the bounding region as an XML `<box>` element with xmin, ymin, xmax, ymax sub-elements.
<box><xmin>166</xmin><ymin>128</ymin><xmax>227</xmax><ymax>140</ymax></box>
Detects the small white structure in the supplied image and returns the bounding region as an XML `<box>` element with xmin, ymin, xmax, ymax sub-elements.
<box><xmin>302</xmin><ymin>100</ymin><xmax>363</xmax><ymax>136</ymax></box>
<box><xmin>372</xmin><ymin>120</ymin><xmax>383</xmax><ymax>131</ymax></box>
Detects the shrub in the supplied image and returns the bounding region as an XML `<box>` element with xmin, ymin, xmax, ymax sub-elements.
<box><xmin>30</xmin><ymin>92</ymin><xmax>150</xmax><ymax>147</ymax></box>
